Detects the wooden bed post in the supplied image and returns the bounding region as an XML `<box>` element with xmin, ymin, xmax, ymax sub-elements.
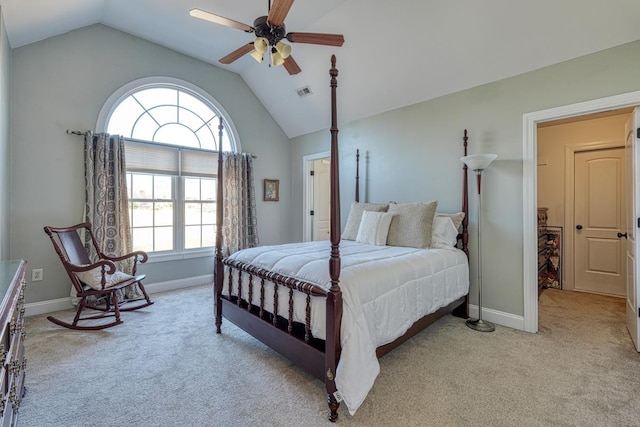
<box><xmin>453</xmin><ymin>129</ymin><xmax>471</xmax><ymax>319</ymax></box>
<box><xmin>355</xmin><ymin>149</ymin><xmax>360</xmax><ymax>203</ymax></box>
<box><xmin>214</xmin><ymin>117</ymin><xmax>225</xmax><ymax>333</ymax></box>
<box><xmin>325</xmin><ymin>54</ymin><xmax>343</xmax><ymax>422</ymax></box>
<box><xmin>461</xmin><ymin>129</ymin><xmax>469</xmax><ymax>257</ymax></box>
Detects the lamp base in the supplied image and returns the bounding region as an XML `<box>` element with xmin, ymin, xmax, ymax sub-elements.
<box><xmin>466</xmin><ymin>318</ymin><xmax>495</xmax><ymax>332</ymax></box>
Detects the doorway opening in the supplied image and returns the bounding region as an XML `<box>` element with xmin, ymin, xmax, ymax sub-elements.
<box><xmin>302</xmin><ymin>151</ymin><xmax>330</xmax><ymax>242</ymax></box>
<box><xmin>537</xmin><ymin>110</ymin><xmax>630</xmax><ymax>297</ymax></box>
<box><xmin>522</xmin><ymin>90</ymin><xmax>640</xmax><ymax>334</ymax></box>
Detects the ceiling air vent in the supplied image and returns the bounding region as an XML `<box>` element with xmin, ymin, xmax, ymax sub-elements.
<box><xmin>296</xmin><ymin>86</ymin><xmax>313</xmax><ymax>98</ymax></box>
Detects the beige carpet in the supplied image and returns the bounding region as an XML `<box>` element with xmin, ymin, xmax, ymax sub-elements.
<box><xmin>20</xmin><ymin>286</ymin><xmax>640</xmax><ymax>426</ymax></box>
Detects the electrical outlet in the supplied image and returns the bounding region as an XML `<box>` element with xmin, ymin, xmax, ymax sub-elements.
<box><xmin>32</xmin><ymin>268</ymin><xmax>43</xmax><ymax>282</ymax></box>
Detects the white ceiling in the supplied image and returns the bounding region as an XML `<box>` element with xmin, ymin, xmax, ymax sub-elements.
<box><xmin>3</xmin><ymin>0</ymin><xmax>640</xmax><ymax>138</ymax></box>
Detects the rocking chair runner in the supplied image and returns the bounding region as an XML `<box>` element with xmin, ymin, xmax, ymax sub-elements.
<box><xmin>44</xmin><ymin>222</ymin><xmax>154</xmax><ymax>330</ymax></box>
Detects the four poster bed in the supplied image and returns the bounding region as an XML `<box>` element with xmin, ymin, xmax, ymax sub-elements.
<box><xmin>213</xmin><ymin>55</ymin><xmax>471</xmax><ymax>421</ymax></box>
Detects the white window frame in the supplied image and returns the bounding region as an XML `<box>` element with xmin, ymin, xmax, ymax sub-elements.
<box><xmin>97</xmin><ymin>77</ymin><xmax>241</xmax><ymax>263</ymax></box>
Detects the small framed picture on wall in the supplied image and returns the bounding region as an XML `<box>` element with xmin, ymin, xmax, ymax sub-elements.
<box><xmin>264</xmin><ymin>179</ymin><xmax>279</xmax><ymax>202</ymax></box>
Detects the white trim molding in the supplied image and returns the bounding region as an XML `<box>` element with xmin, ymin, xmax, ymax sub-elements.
<box><xmin>25</xmin><ymin>274</ymin><xmax>213</xmax><ymax>317</ymax></box>
<box><xmin>522</xmin><ymin>90</ymin><xmax>640</xmax><ymax>333</ymax></box>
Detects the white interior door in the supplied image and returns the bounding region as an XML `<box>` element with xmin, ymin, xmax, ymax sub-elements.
<box><xmin>625</xmin><ymin>108</ymin><xmax>640</xmax><ymax>351</ymax></box>
<box><xmin>312</xmin><ymin>158</ymin><xmax>330</xmax><ymax>241</ymax></box>
<box><xmin>574</xmin><ymin>147</ymin><xmax>626</xmax><ymax>296</ymax></box>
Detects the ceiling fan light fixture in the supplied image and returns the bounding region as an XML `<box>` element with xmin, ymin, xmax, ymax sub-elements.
<box><xmin>271</xmin><ymin>49</ymin><xmax>285</xmax><ymax>67</ymax></box>
<box><xmin>274</xmin><ymin>41</ymin><xmax>291</xmax><ymax>59</ymax></box>
<box><xmin>191</xmin><ymin>0</ymin><xmax>344</xmax><ymax>75</ymax></box>
<box><xmin>253</xmin><ymin>37</ymin><xmax>269</xmax><ymax>54</ymax></box>
<box><xmin>250</xmin><ymin>49</ymin><xmax>264</xmax><ymax>63</ymax></box>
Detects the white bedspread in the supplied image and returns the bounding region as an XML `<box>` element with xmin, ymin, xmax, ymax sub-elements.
<box><xmin>223</xmin><ymin>240</ymin><xmax>469</xmax><ymax>415</ymax></box>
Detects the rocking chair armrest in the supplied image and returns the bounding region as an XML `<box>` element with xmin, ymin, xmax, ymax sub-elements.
<box><xmin>102</xmin><ymin>251</ymin><xmax>149</xmax><ymax>264</ymax></box>
<box><xmin>66</xmin><ymin>260</ymin><xmax>117</xmax><ymax>275</ymax></box>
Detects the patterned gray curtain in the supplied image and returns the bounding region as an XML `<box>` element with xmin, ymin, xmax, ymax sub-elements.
<box><xmin>222</xmin><ymin>152</ymin><xmax>259</xmax><ymax>256</ymax></box>
<box><xmin>84</xmin><ymin>132</ymin><xmax>139</xmax><ymax>298</ymax></box>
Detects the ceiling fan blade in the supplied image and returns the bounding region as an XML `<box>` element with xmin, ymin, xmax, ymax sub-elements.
<box><xmin>267</xmin><ymin>0</ymin><xmax>294</xmax><ymax>27</ymax></box>
<box><xmin>283</xmin><ymin>56</ymin><xmax>301</xmax><ymax>75</ymax></box>
<box><xmin>190</xmin><ymin>8</ymin><xmax>254</xmax><ymax>33</ymax></box>
<box><xmin>219</xmin><ymin>44</ymin><xmax>255</xmax><ymax>64</ymax></box>
<box><xmin>286</xmin><ymin>32</ymin><xmax>345</xmax><ymax>47</ymax></box>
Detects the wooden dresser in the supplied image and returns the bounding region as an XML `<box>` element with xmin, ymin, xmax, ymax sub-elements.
<box><xmin>0</xmin><ymin>260</ymin><xmax>27</xmax><ymax>425</ymax></box>
<box><xmin>538</xmin><ymin>208</ymin><xmax>549</xmax><ymax>295</ymax></box>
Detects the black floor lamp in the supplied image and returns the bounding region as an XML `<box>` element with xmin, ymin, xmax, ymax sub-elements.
<box><xmin>461</xmin><ymin>153</ymin><xmax>497</xmax><ymax>332</ymax></box>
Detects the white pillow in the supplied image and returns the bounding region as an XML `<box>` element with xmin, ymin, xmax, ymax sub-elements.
<box><xmin>75</xmin><ymin>267</ymin><xmax>135</xmax><ymax>290</ymax></box>
<box><xmin>342</xmin><ymin>202</ymin><xmax>389</xmax><ymax>240</ymax></box>
<box><xmin>431</xmin><ymin>216</ymin><xmax>460</xmax><ymax>248</ymax></box>
<box><xmin>356</xmin><ymin>211</ymin><xmax>394</xmax><ymax>246</ymax></box>
<box><xmin>435</xmin><ymin>212</ymin><xmax>465</xmax><ymax>231</ymax></box>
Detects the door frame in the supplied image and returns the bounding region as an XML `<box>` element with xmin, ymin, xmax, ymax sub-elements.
<box><xmin>523</xmin><ymin>90</ymin><xmax>640</xmax><ymax>333</ymax></box>
<box><xmin>302</xmin><ymin>151</ymin><xmax>330</xmax><ymax>242</ymax></box>
<box><xmin>564</xmin><ymin>142</ymin><xmax>625</xmax><ymax>293</ymax></box>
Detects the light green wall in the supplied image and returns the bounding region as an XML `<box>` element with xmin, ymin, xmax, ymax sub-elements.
<box><xmin>291</xmin><ymin>40</ymin><xmax>640</xmax><ymax>317</ymax></box>
<box><xmin>0</xmin><ymin>8</ymin><xmax>10</xmax><ymax>260</ymax></box>
<box><xmin>10</xmin><ymin>24</ymin><xmax>292</xmax><ymax>303</ymax></box>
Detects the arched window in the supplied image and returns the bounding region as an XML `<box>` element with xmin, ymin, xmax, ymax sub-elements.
<box><xmin>106</xmin><ymin>85</ymin><xmax>235</xmax><ymax>151</ymax></box>
<box><xmin>101</xmin><ymin>79</ymin><xmax>238</xmax><ymax>256</ymax></box>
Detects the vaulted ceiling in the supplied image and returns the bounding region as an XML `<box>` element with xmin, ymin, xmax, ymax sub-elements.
<box><xmin>4</xmin><ymin>1</ymin><xmax>640</xmax><ymax>137</ymax></box>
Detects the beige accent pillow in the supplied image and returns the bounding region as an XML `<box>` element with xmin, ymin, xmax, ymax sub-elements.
<box><xmin>356</xmin><ymin>211</ymin><xmax>395</xmax><ymax>246</ymax></box>
<box><xmin>342</xmin><ymin>202</ymin><xmax>389</xmax><ymax>240</ymax></box>
<box><xmin>386</xmin><ymin>201</ymin><xmax>438</xmax><ymax>248</ymax></box>
<box><xmin>75</xmin><ymin>267</ymin><xmax>135</xmax><ymax>291</ymax></box>
<box><xmin>435</xmin><ymin>212</ymin><xmax>465</xmax><ymax>231</ymax></box>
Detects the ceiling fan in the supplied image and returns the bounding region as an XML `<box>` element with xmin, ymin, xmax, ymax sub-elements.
<box><xmin>190</xmin><ymin>0</ymin><xmax>345</xmax><ymax>75</ymax></box>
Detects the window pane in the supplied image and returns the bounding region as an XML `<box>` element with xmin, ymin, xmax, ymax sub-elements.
<box><xmin>132</xmin><ymin>228</ymin><xmax>153</xmax><ymax>252</ymax></box>
<box><xmin>148</xmin><ymin>105</ymin><xmax>177</xmax><ymax>126</ymax></box>
<box><xmin>131</xmin><ymin>202</ymin><xmax>153</xmax><ymax>227</ymax></box>
<box><xmin>185</xmin><ymin>225</ymin><xmax>201</xmax><ymax>249</ymax></box>
<box><xmin>131</xmin><ymin>112</ymin><xmax>159</xmax><ymax>141</ymax></box>
<box><xmin>134</xmin><ymin>88</ymin><xmax>177</xmax><ymax>110</ymax></box>
<box><xmin>195</xmin><ymin>126</ymin><xmax>217</xmax><ymax>151</ymax></box>
<box><xmin>185</xmin><ymin>202</ymin><xmax>201</xmax><ymax>225</ymax></box>
<box><xmin>126</xmin><ymin>173</ymin><xmax>132</xmax><ymax>199</ymax></box>
<box><xmin>154</xmin><ymin>202</ymin><xmax>173</xmax><ymax>226</ymax></box>
<box><xmin>155</xmin><ymin>124</ymin><xmax>199</xmax><ymax>148</ymax></box>
<box><xmin>155</xmin><ymin>226</ymin><xmax>173</xmax><ymax>251</ymax></box>
<box><xmin>185</xmin><ymin>178</ymin><xmax>200</xmax><ymax>200</ymax></box>
<box><xmin>202</xmin><ymin>203</ymin><xmax>215</xmax><ymax>224</ymax></box>
<box><xmin>202</xmin><ymin>179</ymin><xmax>215</xmax><ymax>201</ymax></box>
<box><xmin>179</xmin><ymin>91</ymin><xmax>216</xmax><ymax>123</ymax></box>
<box><xmin>179</xmin><ymin>108</ymin><xmax>207</xmax><ymax>134</ymax></box>
<box><xmin>108</xmin><ymin>97</ymin><xmax>145</xmax><ymax>137</ymax></box>
<box><xmin>154</xmin><ymin>175</ymin><xmax>172</xmax><ymax>200</ymax></box>
<box><xmin>202</xmin><ymin>225</ymin><xmax>215</xmax><ymax>247</ymax></box>
<box><xmin>131</xmin><ymin>174</ymin><xmax>152</xmax><ymax>199</ymax></box>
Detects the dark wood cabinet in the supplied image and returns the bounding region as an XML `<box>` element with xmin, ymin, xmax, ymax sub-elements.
<box><xmin>0</xmin><ymin>260</ymin><xmax>26</xmax><ymax>425</ymax></box>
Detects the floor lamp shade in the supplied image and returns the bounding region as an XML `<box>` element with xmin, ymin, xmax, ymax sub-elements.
<box><xmin>461</xmin><ymin>153</ymin><xmax>497</xmax><ymax>332</ymax></box>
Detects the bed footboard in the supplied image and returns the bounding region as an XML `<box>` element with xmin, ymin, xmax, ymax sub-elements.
<box><xmin>219</xmin><ymin>259</ymin><xmax>339</xmax><ymax>384</ymax></box>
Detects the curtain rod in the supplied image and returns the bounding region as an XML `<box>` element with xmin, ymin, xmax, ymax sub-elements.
<box><xmin>65</xmin><ymin>129</ymin><xmax>256</xmax><ymax>158</ymax></box>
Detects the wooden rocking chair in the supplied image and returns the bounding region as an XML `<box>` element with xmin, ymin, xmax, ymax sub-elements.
<box><xmin>44</xmin><ymin>222</ymin><xmax>154</xmax><ymax>330</ymax></box>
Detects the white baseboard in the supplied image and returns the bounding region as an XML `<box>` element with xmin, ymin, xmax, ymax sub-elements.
<box><xmin>26</xmin><ymin>279</ymin><xmax>527</xmax><ymax>332</ymax></box>
<box><xmin>469</xmin><ymin>304</ymin><xmax>525</xmax><ymax>331</ymax></box>
<box><xmin>24</xmin><ymin>274</ymin><xmax>213</xmax><ymax>317</ymax></box>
